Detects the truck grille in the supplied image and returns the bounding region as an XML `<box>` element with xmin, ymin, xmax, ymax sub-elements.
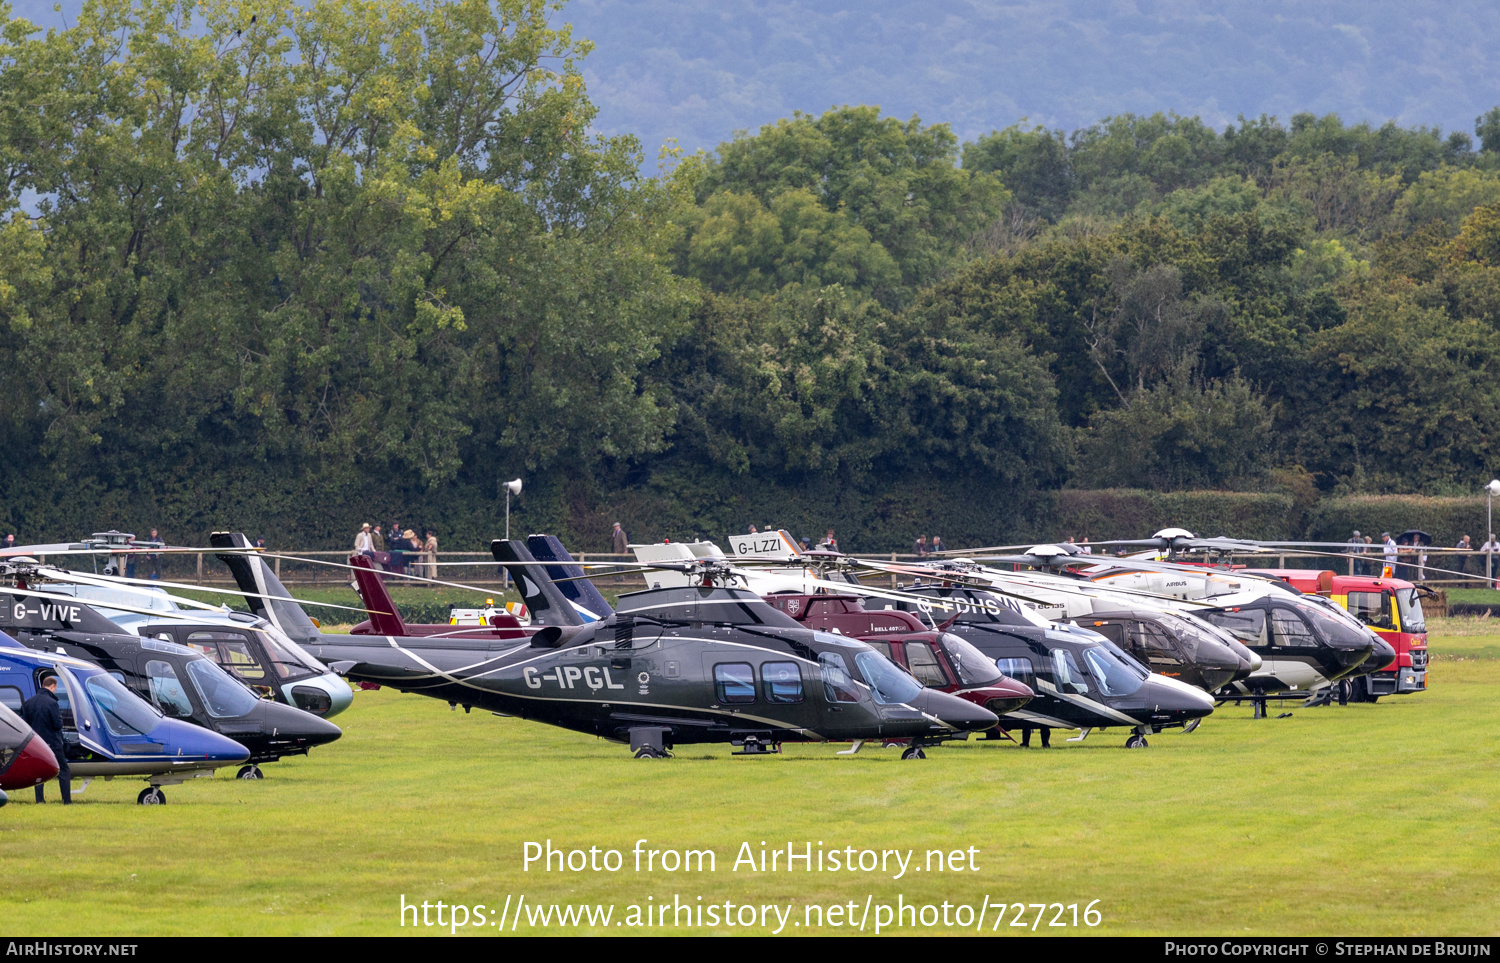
<box><xmin>1411</xmin><ymin>649</ymin><xmax>1428</xmax><ymax>669</ymax></box>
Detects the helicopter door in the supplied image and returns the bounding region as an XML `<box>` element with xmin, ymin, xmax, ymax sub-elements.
<box><xmin>903</xmin><ymin>642</ymin><xmax>950</xmax><ymax>688</ymax></box>
<box><xmin>817</xmin><ymin>651</ymin><xmax>862</xmax><ymax>712</ymax></box>
<box><xmin>41</xmin><ymin>668</ymin><xmax>85</xmax><ymax>760</ymax></box>
<box><xmin>185</xmin><ymin>631</ymin><xmax>273</xmax><ymax>696</ymax></box>
<box><xmin>1051</xmin><ymin>648</ymin><xmax>1091</xmax><ymax>695</ymax></box>
<box><xmin>145</xmin><ymin>659</ymin><xmax>195</xmax><ymax>718</ymax></box>
<box><xmin>1130</xmin><ymin>622</ymin><xmax>1183</xmax><ymax>672</ymax></box>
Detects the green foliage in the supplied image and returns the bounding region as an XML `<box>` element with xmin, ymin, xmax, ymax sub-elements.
<box><xmin>1048</xmin><ymin>489</ymin><xmax>1296</xmax><ymax>542</ymax></box>
<box><xmin>1076</xmin><ymin>366</ymin><xmax>1274</xmax><ymax>491</ymax></box>
<box><xmin>677</xmin><ymin>106</ymin><xmax>1009</xmax><ymax>303</ymax></box>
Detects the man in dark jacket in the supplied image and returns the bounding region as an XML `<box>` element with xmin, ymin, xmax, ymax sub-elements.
<box><xmin>19</xmin><ymin>675</ymin><xmax>69</xmax><ymax>804</ymax></box>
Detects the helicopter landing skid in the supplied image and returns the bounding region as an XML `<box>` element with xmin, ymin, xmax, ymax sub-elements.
<box><xmin>627</xmin><ymin>726</ymin><xmax>673</xmax><ymax>759</ymax></box>
<box><xmin>730</xmin><ymin>734</ymin><xmax>781</xmax><ymax>756</ymax></box>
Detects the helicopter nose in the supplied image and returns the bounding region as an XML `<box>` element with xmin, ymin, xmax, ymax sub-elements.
<box><xmin>162</xmin><ymin>717</ymin><xmax>252</xmax><ymax>764</ymax></box>
<box><xmin>1363</xmin><ymin>638</ymin><xmax>1397</xmax><ymax>674</ymax></box>
<box><xmin>1146</xmin><ymin>677</ymin><xmax>1216</xmax><ymax>722</ymax></box>
<box><xmin>910</xmin><ymin>688</ymin><xmax>999</xmax><ymax>732</ymax></box>
<box><xmin>263</xmin><ymin>701</ymin><xmax>343</xmax><ymax>750</ymax></box>
<box><xmin>1</xmin><ymin>735</ymin><xmax>60</xmax><ymax>788</ymax></box>
<box><xmin>979</xmin><ymin>678</ymin><xmax>1034</xmax><ymax>717</ymax></box>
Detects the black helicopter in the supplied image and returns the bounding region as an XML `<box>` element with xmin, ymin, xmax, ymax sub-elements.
<box><xmin>884</xmin><ymin>584</ymin><xmax>1216</xmax><ymax>748</ymax></box>
<box><xmin>210</xmin><ymin>535</ymin><xmax>999</xmax><ymax>758</ymax></box>
<box><xmin>0</xmin><ymin>567</ymin><xmax>343</xmax><ymax>779</ymax></box>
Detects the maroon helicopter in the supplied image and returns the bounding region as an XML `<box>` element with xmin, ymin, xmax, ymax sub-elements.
<box><xmin>0</xmin><ymin>701</ymin><xmax>62</xmax><ymax>805</ymax></box>
<box><xmin>761</xmin><ymin>593</ymin><xmax>1034</xmax><ymax>725</ymax></box>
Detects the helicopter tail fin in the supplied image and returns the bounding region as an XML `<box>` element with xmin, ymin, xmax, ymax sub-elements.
<box><xmin>525</xmin><ymin>534</ymin><xmax>612</xmax><ymax>622</ymax></box>
<box><xmin>491</xmin><ymin>539</ymin><xmax>588</xmax><ymax>627</ymax></box>
<box><xmin>210</xmin><ymin>532</ymin><xmax>324</xmax><ymax>645</ymax></box>
<box><xmin>346</xmin><ymin>554</ymin><xmax>410</xmax><ymax>635</ymax></box>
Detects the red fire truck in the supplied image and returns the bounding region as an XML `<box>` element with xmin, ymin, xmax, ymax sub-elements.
<box><xmin>1241</xmin><ymin>569</ymin><xmax>1428</xmax><ymax>701</ymax></box>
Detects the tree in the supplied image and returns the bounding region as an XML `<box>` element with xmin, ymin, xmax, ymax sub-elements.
<box><xmin>680</xmin><ymin>106</ymin><xmax>1009</xmax><ymax>303</ymax></box>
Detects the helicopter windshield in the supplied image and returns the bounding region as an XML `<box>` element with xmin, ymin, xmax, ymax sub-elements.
<box><xmin>941</xmin><ymin>634</ymin><xmax>1004</xmax><ymax>687</ymax></box>
<box><xmin>259</xmin><ymin>625</ymin><xmax>323</xmax><ymax>681</ymax></box>
<box><xmin>185</xmin><ymin>658</ymin><xmax>261</xmax><ymax>719</ymax></box>
<box><xmin>82</xmin><ymin>670</ymin><xmax>163</xmax><ymax>737</ymax></box>
<box><xmin>852</xmin><ymin>650</ymin><xmax>924</xmax><ymax>705</ymax></box>
<box><xmin>1081</xmin><ymin>644</ymin><xmax>1146</xmax><ymax>697</ymax></box>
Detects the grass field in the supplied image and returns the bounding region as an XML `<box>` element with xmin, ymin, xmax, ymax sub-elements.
<box><xmin>1</xmin><ymin>622</ymin><xmax>1497</xmax><ymax>936</ymax></box>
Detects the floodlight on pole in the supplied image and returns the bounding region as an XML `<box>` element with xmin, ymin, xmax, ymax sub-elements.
<box><xmin>503</xmin><ymin>478</ymin><xmax>522</xmax><ymax>589</ymax></box>
<box><xmin>1488</xmin><ymin>480</ymin><xmax>1500</xmax><ymax>583</ymax></box>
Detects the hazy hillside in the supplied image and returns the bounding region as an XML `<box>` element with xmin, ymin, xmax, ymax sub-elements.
<box><xmin>566</xmin><ymin>0</ymin><xmax>1500</xmax><ymax>153</ymax></box>
<box><xmin>8</xmin><ymin>0</ymin><xmax>1498</xmax><ymax>154</ymax></box>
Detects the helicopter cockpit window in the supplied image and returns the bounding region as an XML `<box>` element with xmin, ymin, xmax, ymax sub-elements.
<box><xmin>1129</xmin><ymin>622</ymin><xmax>1178</xmax><ymax>661</ymax></box>
<box><xmin>903</xmin><ymin>642</ymin><xmax>948</xmax><ymax>687</ymax></box>
<box><xmin>762</xmin><ymin>662</ymin><xmax>804</xmax><ymax>704</ymax></box>
<box><xmin>185</xmin><ymin>658</ymin><xmax>261</xmax><ymax>719</ymax></box>
<box><xmin>817</xmin><ymin>652</ymin><xmax>861</xmax><ymax>704</ymax></box>
<box><xmin>0</xmin><ymin>685</ymin><xmax>21</xmax><ymax>710</ymax></box>
<box><xmin>145</xmin><ymin>660</ymin><xmax>193</xmax><ymax>718</ymax></box>
<box><xmin>260</xmin><ymin>628</ymin><xmax>322</xmax><ymax>681</ymax></box>
<box><xmin>853</xmin><ymin>651</ymin><xmax>923</xmax><ymax>705</ymax></box>
<box><xmin>1052</xmin><ymin>648</ymin><xmax>1090</xmax><ymax>694</ymax></box>
<box><xmin>1082</xmin><ymin>646</ymin><xmax>1145</xmax><ymax>697</ymax></box>
<box><xmin>1271</xmin><ymin>608</ymin><xmax>1316</xmax><ymax>648</ymax></box>
<box><xmin>862</xmin><ymin>640</ymin><xmax>892</xmax><ymax>661</ymax></box>
<box><xmin>942</xmin><ymin>635</ymin><xmax>1004</xmax><ymax>687</ymax></box>
<box><xmin>84</xmin><ymin>672</ymin><xmax>162</xmax><ymax>737</ymax></box>
<box><xmin>713</xmin><ymin>663</ymin><xmax>756</xmax><ymax>705</ymax></box>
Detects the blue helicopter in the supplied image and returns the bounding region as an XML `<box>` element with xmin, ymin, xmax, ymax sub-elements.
<box><xmin>0</xmin><ymin>642</ymin><xmax>250</xmax><ymax>804</ymax></box>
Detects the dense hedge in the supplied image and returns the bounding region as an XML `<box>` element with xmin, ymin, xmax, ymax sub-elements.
<box><xmin>1306</xmin><ymin>495</ymin><xmax>1496</xmax><ymax>546</ymax></box>
<box><xmin>1044</xmin><ymin>489</ymin><xmax>1298</xmax><ymax>543</ymax></box>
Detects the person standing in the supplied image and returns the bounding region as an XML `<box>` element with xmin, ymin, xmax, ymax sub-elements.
<box><xmin>931</xmin><ymin>535</ymin><xmax>946</xmax><ymax>554</ymax></box>
<box><xmin>1382</xmin><ymin>532</ymin><xmax>1398</xmax><ymax>576</ymax></box>
<box><xmin>1080</xmin><ymin>538</ymin><xmax>1092</xmax><ymax>555</ymax></box>
<box><xmin>371</xmin><ymin>525</ymin><xmax>386</xmax><ymax>553</ymax></box>
<box><xmin>422</xmin><ymin>530</ymin><xmax>439</xmax><ymax>580</ymax></box>
<box><xmin>1482</xmin><ymin>533</ymin><xmax>1500</xmax><ymax>584</ymax></box>
<box><xmin>1346</xmin><ymin>530</ymin><xmax>1364</xmax><ymax>575</ymax></box>
<box><xmin>19</xmin><ymin>674</ymin><xmax>69</xmax><ymax>804</ymax></box>
<box><xmin>145</xmin><ymin>528</ymin><xmax>162</xmax><ymax>580</ymax></box>
<box><xmin>611</xmin><ymin>522</ymin><xmax>628</xmax><ymax>555</ymax></box>
<box><xmin>3</xmin><ymin>534</ymin><xmax>14</xmax><ymax>549</ymax></box>
<box><xmin>1455</xmin><ymin>535</ymin><xmax>1472</xmax><ymax>578</ymax></box>
<box><xmin>354</xmin><ymin>523</ymin><xmax>374</xmax><ymax>558</ymax></box>
<box><xmin>913</xmin><ymin>535</ymin><xmax>928</xmax><ymax>557</ymax></box>
<box><xmin>817</xmin><ymin>530</ymin><xmax>838</xmax><ymax>552</ymax></box>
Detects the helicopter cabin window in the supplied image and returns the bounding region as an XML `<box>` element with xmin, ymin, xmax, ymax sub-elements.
<box><xmin>1052</xmin><ymin>649</ymin><xmax>1090</xmax><ymax>694</ymax></box>
<box><xmin>761</xmin><ymin>662</ymin><xmax>804</xmax><ymax>704</ymax></box>
<box><xmin>1347</xmin><ymin>592</ymin><xmax>1392</xmax><ymax>629</ymax></box>
<box><xmin>145</xmin><ymin>660</ymin><xmax>194</xmax><ymax>718</ymax></box>
<box><xmin>862</xmin><ymin>640</ymin><xmax>892</xmax><ymax>660</ymax></box>
<box><xmin>0</xmin><ymin>685</ymin><xmax>21</xmax><ymax>710</ymax></box>
<box><xmin>1270</xmin><ymin>609</ymin><xmax>1317</xmax><ymax>648</ymax></box>
<box><xmin>713</xmin><ymin>663</ymin><xmax>756</xmax><ymax>704</ymax></box>
<box><xmin>1201</xmin><ymin>610</ymin><xmax>1268</xmax><ymax>646</ymax></box>
<box><xmin>818</xmin><ymin>652</ymin><xmax>862</xmax><ymax>704</ymax></box>
<box><xmin>1088</xmin><ymin>622</ymin><xmax>1125</xmax><ymax>646</ymax></box>
<box><xmin>903</xmin><ymin>642</ymin><xmax>948</xmax><ymax>687</ymax></box>
<box><xmin>994</xmin><ymin>657</ymin><xmax>1035</xmax><ymax>689</ymax></box>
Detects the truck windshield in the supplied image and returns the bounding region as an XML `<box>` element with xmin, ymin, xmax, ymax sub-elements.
<box><xmin>1397</xmin><ymin>590</ymin><xmax>1426</xmax><ymax>634</ymax></box>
